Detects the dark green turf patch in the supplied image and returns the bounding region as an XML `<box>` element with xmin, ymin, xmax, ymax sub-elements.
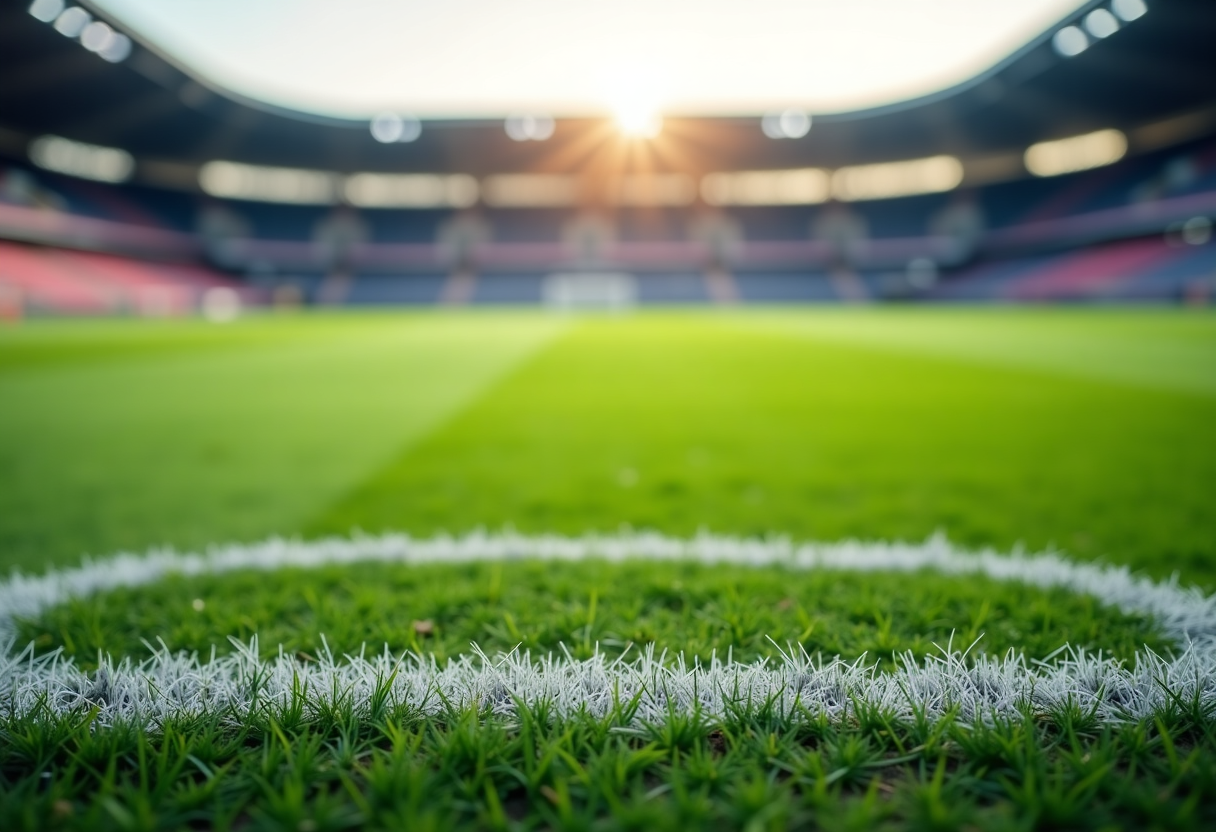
<box><xmin>19</xmin><ymin>559</ymin><xmax>1167</xmax><ymax>668</ymax></box>
<box><xmin>3</xmin><ymin>696</ymin><xmax>1214</xmax><ymax>831</ymax></box>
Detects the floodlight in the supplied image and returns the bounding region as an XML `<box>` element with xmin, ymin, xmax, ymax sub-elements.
<box><xmin>831</xmin><ymin>156</ymin><xmax>963</xmax><ymax>201</ymax></box>
<box><xmin>1052</xmin><ymin>26</ymin><xmax>1088</xmax><ymax>57</ymax></box>
<box><xmin>199</xmin><ymin>161</ymin><xmax>338</xmax><ymax>204</ymax></box>
<box><xmin>53</xmin><ymin>6</ymin><xmax>90</xmax><ymax>38</ymax></box>
<box><xmin>1024</xmin><ymin>129</ymin><xmax>1127</xmax><ymax>176</ymax></box>
<box><xmin>1112</xmin><ymin>0</ymin><xmax>1147</xmax><ymax>22</ymax></box>
<box><xmin>370</xmin><ymin>113</ymin><xmax>421</xmax><ymax>143</ymax></box>
<box><xmin>98</xmin><ymin>32</ymin><xmax>131</xmax><ymax>63</ymax></box>
<box><xmin>29</xmin><ymin>135</ymin><xmax>134</xmax><ymax>183</ymax></box>
<box><xmin>370</xmin><ymin>113</ymin><xmax>402</xmax><ymax>143</ymax></box>
<box><xmin>612</xmin><ymin>174</ymin><xmax>695</xmax><ymax>206</ymax></box>
<box><xmin>344</xmin><ymin>173</ymin><xmax>478</xmax><ymax>208</ymax></box>
<box><xmin>80</xmin><ymin>21</ymin><xmax>115</xmax><ymax>52</ymax></box>
<box><xmin>702</xmin><ymin>169</ymin><xmax>829</xmax><ymax>206</ymax></box>
<box><xmin>483</xmin><ymin>175</ymin><xmax>580</xmax><ymax>207</ymax></box>
<box><xmin>762</xmin><ymin>110</ymin><xmax>811</xmax><ymax>139</ymax></box>
<box><xmin>1084</xmin><ymin>9</ymin><xmax>1119</xmax><ymax>38</ymax></box>
<box><xmin>505</xmin><ymin>114</ymin><xmax>556</xmax><ymax>142</ymax></box>
<box><xmin>28</xmin><ymin>0</ymin><xmax>64</xmax><ymax>23</ymax></box>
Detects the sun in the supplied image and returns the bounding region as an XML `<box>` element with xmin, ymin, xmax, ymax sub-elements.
<box><xmin>602</xmin><ymin>65</ymin><xmax>664</xmax><ymax>139</ymax></box>
<box><xmin>613</xmin><ymin>101</ymin><xmax>662</xmax><ymax>139</ymax></box>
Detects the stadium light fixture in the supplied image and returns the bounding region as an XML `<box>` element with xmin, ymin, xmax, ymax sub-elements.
<box><xmin>76</xmin><ymin>1</ymin><xmax>1115</xmax><ymax>121</ymax></box>
<box><xmin>80</xmin><ymin>20</ymin><xmax>116</xmax><ymax>52</ymax></box>
<box><xmin>1052</xmin><ymin>25</ymin><xmax>1089</xmax><ymax>56</ymax></box>
<box><xmin>28</xmin><ymin>135</ymin><xmax>134</xmax><ymax>183</ymax></box>
<box><xmin>761</xmin><ymin>110</ymin><xmax>812</xmax><ymax>140</ymax></box>
<box><xmin>199</xmin><ymin>161</ymin><xmax>339</xmax><ymax>204</ymax></box>
<box><xmin>97</xmin><ymin>32</ymin><xmax>131</xmax><ymax>63</ymax></box>
<box><xmin>27</xmin><ymin>0</ymin><xmax>64</xmax><ymax>23</ymax></box>
<box><xmin>1083</xmin><ymin>8</ymin><xmax>1119</xmax><ymax>38</ymax></box>
<box><xmin>53</xmin><ymin>5</ymin><xmax>90</xmax><ymax>37</ymax></box>
<box><xmin>1024</xmin><ymin>129</ymin><xmax>1127</xmax><ymax>177</ymax></box>
<box><xmin>1112</xmin><ymin>0</ymin><xmax>1147</xmax><ymax>22</ymax></box>
<box><xmin>369</xmin><ymin>113</ymin><xmax>421</xmax><ymax>144</ymax></box>
<box><xmin>831</xmin><ymin>155</ymin><xmax>963</xmax><ymax>201</ymax></box>
<box><xmin>701</xmin><ymin>168</ymin><xmax>830</xmax><ymax>206</ymax></box>
<box><xmin>343</xmin><ymin>173</ymin><xmax>478</xmax><ymax>208</ymax></box>
<box><xmin>610</xmin><ymin>174</ymin><xmax>696</xmax><ymax>206</ymax></box>
<box><xmin>482</xmin><ymin>174</ymin><xmax>580</xmax><ymax>207</ymax></box>
<box><xmin>505</xmin><ymin>114</ymin><xmax>556</xmax><ymax>142</ymax></box>
<box><xmin>29</xmin><ymin>1</ymin><xmax>132</xmax><ymax>63</ymax></box>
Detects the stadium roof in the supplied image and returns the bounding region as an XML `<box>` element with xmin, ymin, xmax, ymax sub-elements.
<box><xmin>87</xmin><ymin>0</ymin><xmax>1093</xmax><ymax>120</ymax></box>
<box><xmin>0</xmin><ymin>0</ymin><xmax>1214</xmax><ymax>183</ymax></box>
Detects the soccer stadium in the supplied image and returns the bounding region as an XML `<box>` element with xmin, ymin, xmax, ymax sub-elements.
<box><xmin>1</xmin><ymin>0</ymin><xmax>1215</xmax><ymax>828</ymax></box>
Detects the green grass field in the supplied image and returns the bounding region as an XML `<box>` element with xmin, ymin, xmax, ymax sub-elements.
<box><xmin>2</xmin><ymin>308</ymin><xmax>1215</xmax><ymax>830</ymax></box>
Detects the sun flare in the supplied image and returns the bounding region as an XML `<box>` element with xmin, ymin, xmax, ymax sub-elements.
<box><xmin>613</xmin><ymin>102</ymin><xmax>662</xmax><ymax>138</ymax></box>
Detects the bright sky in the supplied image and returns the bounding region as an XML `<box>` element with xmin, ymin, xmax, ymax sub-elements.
<box><xmin>92</xmin><ymin>0</ymin><xmax>1089</xmax><ymax>119</ymax></box>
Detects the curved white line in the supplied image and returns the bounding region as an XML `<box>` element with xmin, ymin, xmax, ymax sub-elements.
<box><xmin>2</xmin><ymin>532</ymin><xmax>1214</xmax><ymax>726</ymax></box>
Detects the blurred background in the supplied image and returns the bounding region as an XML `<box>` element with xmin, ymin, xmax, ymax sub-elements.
<box><xmin>0</xmin><ymin>0</ymin><xmax>1213</xmax><ymax>316</ymax></box>
<box><xmin>1</xmin><ymin>0</ymin><xmax>1215</xmax><ymax>585</ymax></box>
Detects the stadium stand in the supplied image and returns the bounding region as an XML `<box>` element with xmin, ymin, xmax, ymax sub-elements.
<box><xmin>0</xmin><ymin>238</ymin><xmax>253</xmax><ymax>315</ymax></box>
<box><xmin>4</xmin><ymin>138</ymin><xmax>1212</xmax><ymax>312</ymax></box>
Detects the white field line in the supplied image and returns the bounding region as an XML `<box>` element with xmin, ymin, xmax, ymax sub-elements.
<box><xmin>2</xmin><ymin>532</ymin><xmax>1215</xmax><ymax>727</ymax></box>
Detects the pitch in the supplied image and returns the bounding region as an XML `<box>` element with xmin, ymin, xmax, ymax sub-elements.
<box><xmin>2</xmin><ymin>307</ymin><xmax>1215</xmax><ymax>829</ymax></box>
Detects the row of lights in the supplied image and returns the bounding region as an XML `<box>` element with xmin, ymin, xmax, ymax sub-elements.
<box><xmin>28</xmin><ymin>135</ymin><xmax>135</xmax><ymax>183</ymax></box>
<box><xmin>26</xmin><ymin>125</ymin><xmax>1134</xmax><ymax>207</ymax></box>
<box><xmin>369</xmin><ymin>113</ymin><xmax>422</xmax><ymax>144</ymax></box>
<box><xmin>28</xmin><ymin>0</ymin><xmax>132</xmax><ymax>63</ymax></box>
<box><xmin>25</xmin><ymin>0</ymin><xmax>1142</xmax><ymax>147</ymax></box>
<box><xmin>371</xmin><ymin>113</ymin><xmax>557</xmax><ymax>144</ymax></box>
<box><xmin>1024</xmin><ymin>129</ymin><xmax>1126</xmax><ymax>177</ymax></box>
<box><xmin>1052</xmin><ymin>0</ymin><xmax>1146</xmax><ymax>58</ymax></box>
<box><xmin>195</xmin><ymin>155</ymin><xmax>969</xmax><ymax>208</ymax></box>
<box><xmin>761</xmin><ymin>110</ymin><xmax>812</xmax><ymax>140</ymax></box>
<box><xmin>504</xmin><ymin>114</ymin><xmax>557</xmax><ymax>142</ymax></box>
<box><xmin>703</xmin><ymin>156</ymin><xmax>963</xmax><ymax>206</ymax></box>
<box><xmin>23</xmin><ymin>132</ymin><xmax>1212</xmax><ymax>251</ymax></box>
<box><xmin>370</xmin><ymin>109</ymin><xmax>813</xmax><ymax>144</ymax></box>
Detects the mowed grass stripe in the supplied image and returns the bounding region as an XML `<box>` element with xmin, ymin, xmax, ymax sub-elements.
<box><xmin>0</xmin><ymin>312</ymin><xmax>566</xmax><ymax>571</ymax></box>
<box><xmin>310</xmin><ymin>313</ymin><xmax>1216</xmax><ymax>582</ymax></box>
<box><xmin>731</xmin><ymin>308</ymin><xmax>1216</xmax><ymax>398</ymax></box>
